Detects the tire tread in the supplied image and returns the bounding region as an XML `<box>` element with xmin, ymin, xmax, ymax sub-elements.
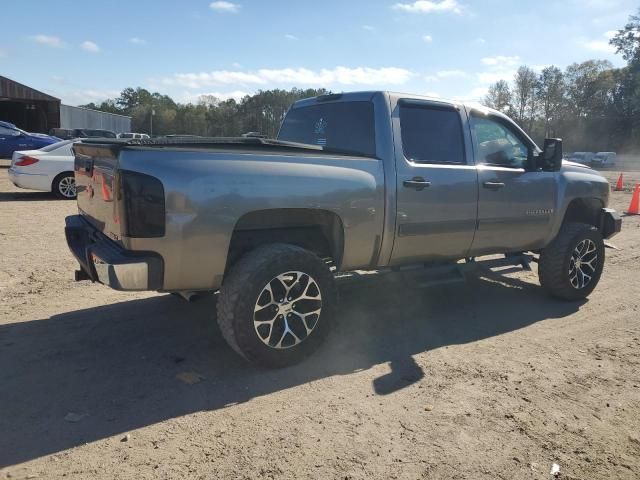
<box><xmin>539</xmin><ymin>222</ymin><xmax>604</xmax><ymax>300</ymax></box>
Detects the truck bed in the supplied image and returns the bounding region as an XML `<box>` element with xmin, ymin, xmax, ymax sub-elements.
<box><xmin>79</xmin><ymin>136</ymin><xmax>372</xmax><ymax>158</ymax></box>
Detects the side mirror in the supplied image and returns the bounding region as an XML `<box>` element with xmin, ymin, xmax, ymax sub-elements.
<box><xmin>538</xmin><ymin>138</ymin><xmax>562</xmax><ymax>171</ymax></box>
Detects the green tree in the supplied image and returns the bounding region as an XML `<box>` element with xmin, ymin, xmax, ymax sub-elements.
<box><xmin>610</xmin><ymin>9</ymin><xmax>640</xmax><ymax>64</ymax></box>
<box><xmin>512</xmin><ymin>66</ymin><xmax>539</xmax><ymax>130</ymax></box>
<box><xmin>483</xmin><ymin>80</ymin><xmax>512</xmax><ymax>114</ymax></box>
<box><xmin>536</xmin><ymin>66</ymin><xmax>565</xmax><ymax>137</ymax></box>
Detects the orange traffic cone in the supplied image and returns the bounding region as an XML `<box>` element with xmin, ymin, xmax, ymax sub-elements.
<box><xmin>615</xmin><ymin>173</ymin><xmax>624</xmax><ymax>191</ymax></box>
<box><xmin>627</xmin><ymin>184</ymin><xmax>640</xmax><ymax>215</ymax></box>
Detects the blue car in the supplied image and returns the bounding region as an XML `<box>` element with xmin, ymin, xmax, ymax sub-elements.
<box><xmin>0</xmin><ymin>121</ymin><xmax>59</xmax><ymax>158</ymax></box>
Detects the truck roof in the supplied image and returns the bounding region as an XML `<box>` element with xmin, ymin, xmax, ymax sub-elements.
<box><xmin>290</xmin><ymin>90</ymin><xmax>505</xmax><ymax>118</ymax></box>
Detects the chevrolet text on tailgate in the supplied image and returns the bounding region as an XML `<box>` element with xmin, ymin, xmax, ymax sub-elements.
<box><xmin>65</xmin><ymin>91</ymin><xmax>622</xmax><ymax>367</ymax></box>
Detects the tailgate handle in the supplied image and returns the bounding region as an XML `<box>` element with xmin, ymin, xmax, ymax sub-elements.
<box><xmin>403</xmin><ymin>177</ymin><xmax>431</xmax><ymax>191</ymax></box>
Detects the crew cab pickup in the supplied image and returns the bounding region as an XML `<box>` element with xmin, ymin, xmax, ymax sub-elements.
<box><xmin>65</xmin><ymin>91</ymin><xmax>621</xmax><ymax>367</ymax></box>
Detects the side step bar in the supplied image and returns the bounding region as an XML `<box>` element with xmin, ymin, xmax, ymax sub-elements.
<box><xmin>335</xmin><ymin>253</ymin><xmax>535</xmax><ymax>288</ymax></box>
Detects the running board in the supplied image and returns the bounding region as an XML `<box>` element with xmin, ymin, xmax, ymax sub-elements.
<box><xmin>335</xmin><ymin>254</ymin><xmax>535</xmax><ymax>289</ymax></box>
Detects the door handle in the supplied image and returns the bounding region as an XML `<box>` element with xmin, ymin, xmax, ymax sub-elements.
<box><xmin>403</xmin><ymin>177</ymin><xmax>431</xmax><ymax>191</ymax></box>
<box><xmin>483</xmin><ymin>181</ymin><xmax>505</xmax><ymax>190</ymax></box>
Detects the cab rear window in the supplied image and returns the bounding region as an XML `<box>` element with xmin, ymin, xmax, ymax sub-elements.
<box><xmin>278</xmin><ymin>101</ymin><xmax>376</xmax><ymax>157</ymax></box>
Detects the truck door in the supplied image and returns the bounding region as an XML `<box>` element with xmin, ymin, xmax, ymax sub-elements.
<box><xmin>467</xmin><ymin>111</ymin><xmax>557</xmax><ymax>255</ymax></box>
<box><xmin>389</xmin><ymin>99</ymin><xmax>478</xmax><ymax>265</ymax></box>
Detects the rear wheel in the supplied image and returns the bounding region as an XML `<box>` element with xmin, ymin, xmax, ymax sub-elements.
<box><xmin>52</xmin><ymin>172</ymin><xmax>76</xmax><ymax>199</ymax></box>
<box><xmin>539</xmin><ymin>222</ymin><xmax>605</xmax><ymax>300</ymax></box>
<box><xmin>217</xmin><ymin>243</ymin><xmax>336</xmax><ymax>368</ymax></box>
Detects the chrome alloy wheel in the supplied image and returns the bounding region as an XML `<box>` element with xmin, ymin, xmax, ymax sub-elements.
<box><xmin>569</xmin><ymin>239</ymin><xmax>598</xmax><ymax>289</ymax></box>
<box><xmin>253</xmin><ymin>271</ymin><xmax>322</xmax><ymax>349</ymax></box>
<box><xmin>58</xmin><ymin>176</ymin><xmax>76</xmax><ymax>198</ymax></box>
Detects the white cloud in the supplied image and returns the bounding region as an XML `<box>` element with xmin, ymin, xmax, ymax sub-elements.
<box><xmin>81</xmin><ymin>41</ymin><xmax>100</xmax><ymax>53</ymax></box>
<box><xmin>210</xmin><ymin>1</ymin><xmax>240</xmax><ymax>13</ymax></box>
<box><xmin>581</xmin><ymin>0</ymin><xmax>621</xmax><ymax>8</ymax></box>
<box><xmin>481</xmin><ymin>55</ymin><xmax>520</xmax><ymax>67</ymax></box>
<box><xmin>284</xmin><ymin>34</ymin><xmax>298</xmax><ymax>40</ymax></box>
<box><xmin>531</xmin><ymin>64</ymin><xmax>551</xmax><ymax>73</ymax></box>
<box><xmin>55</xmin><ymin>89</ymin><xmax>122</xmax><ymax>106</ymax></box>
<box><xmin>437</xmin><ymin>69</ymin><xmax>465</xmax><ymax>78</ymax></box>
<box><xmin>362</xmin><ymin>25</ymin><xmax>376</xmax><ymax>31</ymax></box>
<box><xmin>582</xmin><ymin>31</ymin><xmax>618</xmax><ymax>53</ymax></box>
<box><xmin>161</xmin><ymin>66</ymin><xmax>414</xmax><ymax>89</ymax></box>
<box><xmin>130</xmin><ymin>37</ymin><xmax>147</xmax><ymax>45</ymax></box>
<box><xmin>31</xmin><ymin>34</ymin><xmax>64</xmax><ymax>48</ymax></box>
<box><xmin>477</xmin><ymin>70</ymin><xmax>516</xmax><ymax>84</ymax></box>
<box><xmin>583</xmin><ymin>40</ymin><xmax>615</xmax><ymax>53</ymax></box>
<box><xmin>423</xmin><ymin>35</ymin><xmax>433</xmax><ymax>43</ymax></box>
<box><xmin>453</xmin><ymin>86</ymin><xmax>489</xmax><ymax>102</ymax></box>
<box><xmin>475</xmin><ymin>37</ymin><xmax>486</xmax><ymax>44</ymax></box>
<box><xmin>425</xmin><ymin>70</ymin><xmax>466</xmax><ymax>82</ymax></box>
<box><xmin>478</xmin><ymin>55</ymin><xmax>519</xmax><ymax>83</ymax></box>
<box><xmin>392</xmin><ymin>0</ymin><xmax>462</xmax><ymax>14</ymax></box>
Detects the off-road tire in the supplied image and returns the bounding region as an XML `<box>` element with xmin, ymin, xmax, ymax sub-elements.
<box><xmin>539</xmin><ymin>222</ymin><xmax>605</xmax><ymax>300</ymax></box>
<box><xmin>217</xmin><ymin>243</ymin><xmax>336</xmax><ymax>368</ymax></box>
<box><xmin>52</xmin><ymin>172</ymin><xmax>76</xmax><ymax>200</ymax></box>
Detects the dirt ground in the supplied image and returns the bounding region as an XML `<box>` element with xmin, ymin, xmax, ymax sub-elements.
<box><xmin>1</xmin><ymin>166</ymin><xmax>639</xmax><ymax>480</ymax></box>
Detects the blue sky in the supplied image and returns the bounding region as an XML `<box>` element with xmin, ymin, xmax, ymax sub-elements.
<box><xmin>1</xmin><ymin>0</ymin><xmax>635</xmax><ymax>106</ymax></box>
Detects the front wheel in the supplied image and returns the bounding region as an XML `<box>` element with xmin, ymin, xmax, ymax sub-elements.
<box><xmin>539</xmin><ymin>223</ymin><xmax>605</xmax><ymax>300</ymax></box>
<box><xmin>217</xmin><ymin>244</ymin><xmax>336</xmax><ymax>368</ymax></box>
<box><xmin>52</xmin><ymin>172</ymin><xmax>76</xmax><ymax>199</ymax></box>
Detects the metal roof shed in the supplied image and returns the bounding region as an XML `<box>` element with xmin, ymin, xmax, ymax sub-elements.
<box><xmin>0</xmin><ymin>76</ymin><xmax>60</xmax><ymax>133</ymax></box>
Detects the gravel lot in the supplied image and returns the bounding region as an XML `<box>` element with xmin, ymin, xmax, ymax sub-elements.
<box><xmin>1</xmin><ymin>165</ymin><xmax>639</xmax><ymax>479</ymax></box>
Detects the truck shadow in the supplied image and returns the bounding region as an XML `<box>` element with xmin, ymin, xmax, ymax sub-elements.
<box><xmin>0</xmin><ymin>273</ymin><xmax>583</xmax><ymax>467</ymax></box>
<box><xmin>0</xmin><ymin>191</ymin><xmax>58</xmax><ymax>202</ymax></box>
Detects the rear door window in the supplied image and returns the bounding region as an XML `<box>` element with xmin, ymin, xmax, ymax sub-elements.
<box><xmin>278</xmin><ymin>101</ymin><xmax>376</xmax><ymax>157</ymax></box>
<box><xmin>399</xmin><ymin>104</ymin><xmax>465</xmax><ymax>164</ymax></box>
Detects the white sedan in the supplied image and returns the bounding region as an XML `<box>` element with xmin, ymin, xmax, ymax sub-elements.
<box><xmin>8</xmin><ymin>140</ymin><xmax>76</xmax><ymax>199</ymax></box>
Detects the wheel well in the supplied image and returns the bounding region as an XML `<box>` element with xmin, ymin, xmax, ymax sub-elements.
<box><xmin>51</xmin><ymin>171</ymin><xmax>74</xmax><ymax>190</ymax></box>
<box><xmin>225</xmin><ymin>209</ymin><xmax>345</xmax><ymax>273</ymax></box>
<box><xmin>562</xmin><ymin>198</ymin><xmax>603</xmax><ymax>228</ymax></box>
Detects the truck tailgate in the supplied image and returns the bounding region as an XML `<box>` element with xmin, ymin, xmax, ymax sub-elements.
<box><xmin>73</xmin><ymin>143</ymin><xmax>123</xmax><ymax>243</ymax></box>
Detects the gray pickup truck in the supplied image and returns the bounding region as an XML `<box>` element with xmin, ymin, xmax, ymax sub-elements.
<box><xmin>65</xmin><ymin>91</ymin><xmax>621</xmax><ymax>367</ymax></box>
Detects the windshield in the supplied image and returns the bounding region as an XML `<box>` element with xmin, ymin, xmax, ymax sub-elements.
<box><xmin>278</xmin><ymin>101</ymin><xmax>376</xmax><ymax>157</ymax></box>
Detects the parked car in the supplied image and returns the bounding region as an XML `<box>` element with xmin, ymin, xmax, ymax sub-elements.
<box><xmin>8</xmin><ymin>139</ymin><xmax>76</xmax><ymax>199</ymax></box>
<box><xmin>0</xmin><ymin>121</ymin><xmax>59</xmax><ymax>158</ymax></box>
<box><xmin>566</xmin><ymin>152</ymin><xmax>595</xmax><ymax>165</ymax></box>
<box><xmin>49</xmin><ymin>128</ymin><xmax>117</xmax><ymax>140</ymax></box>
<box><xmin>65</xmin><ymin>91</ymin><xmax>621</xmax><ymax>367</ymax></box>
<box><xmin>118</xmin><ymin>132</ymin><xmax>151</xmax><ymax>139</ymax></box>
<box><xmin>592</xmin><ymin>152</ymin><xmax>617</xmax><ymax>168</ymax></box>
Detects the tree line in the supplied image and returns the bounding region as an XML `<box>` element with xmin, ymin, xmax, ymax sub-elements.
<box><xmin>483</xmin><ymin>9</ymin><xmax>640</xmax><ymax>153</ymax></box>
<box><xmin>82</xmin><ymin>87</ymin><xmax>329</xmax><ymax>138</ymax></box>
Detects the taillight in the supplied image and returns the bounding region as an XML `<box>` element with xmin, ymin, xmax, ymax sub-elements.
<box><xmin>119</xmin><ymin>170</ymin><xmax>165</xmax><ymax>237</ymax></box>
<box><xmin>15</xmin><ymin>156</ymin><xmax>39</xmax><ymax>166</ymax></box>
